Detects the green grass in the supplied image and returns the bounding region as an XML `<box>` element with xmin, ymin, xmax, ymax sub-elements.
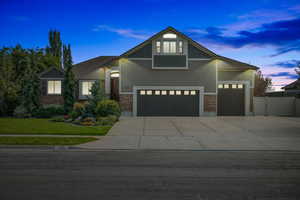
<box><xmin>0</xmin><ymin>136</ymin><xmax>97</xmax><ymax>145</ymax></box>
<box><xmin>0</xmin><ymin>118</ymin><xmax>111</xmax><ymax>135</ymax></box>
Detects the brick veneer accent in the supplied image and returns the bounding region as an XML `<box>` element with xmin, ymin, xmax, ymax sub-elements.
<box><xmin>40</xmin><ymin>95</ymin><xmax>64</xmax><ymax>105</ymax></box>
<box><xmin>119</xmin><ymin>94</ymin><xmax>133</xmax><ymax>112</ymax></box>
<box><xmin>204</xmin><ymin>95</ymin><xmax>217</xmax><ymax>112</ymax></box>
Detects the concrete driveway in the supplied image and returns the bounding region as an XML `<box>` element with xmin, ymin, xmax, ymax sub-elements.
<box><xmin>79</xmin><ymin>116</ymin><xmax>300</xmax><ymax>150</ymax></box>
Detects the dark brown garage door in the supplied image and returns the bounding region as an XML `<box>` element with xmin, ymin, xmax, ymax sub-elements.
<box><xmin>137</xmin><ymin>89</ymin><xmax>199</xmax><ymax>116</ymax></box>
<box><xmin>217</xmin><ymin>83</ymin><xmax>245</xmax><ymax>116</ymax></box>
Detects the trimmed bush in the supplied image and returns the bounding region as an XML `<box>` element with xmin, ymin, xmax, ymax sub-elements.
<box><xmin>73</xmin><ymin>102</ymin><xmax>86</xmax><ymax>115</ymax></box>
<box><xmin>96</xmin><ymin>100</ymin><xmax>121</xmax><ymax>117</ymax></box>
<box><xmin>96</xmin><ymin>115</ymin><xmax>118</xmax><ymax>126</ymax></box>
<box><xmin>33</xmin><ymin>105</ymin><xmax>64</xmax><ymax>118</ymax></box>
<box><xmin>69</xmin><ymin>110</ymin><xmax>79</xmax><ymax>120</ymax></box>
<box><xmin>13</xmin><ymin>105</ymin><xmax>31</xmax><ymax>118</ymax></box>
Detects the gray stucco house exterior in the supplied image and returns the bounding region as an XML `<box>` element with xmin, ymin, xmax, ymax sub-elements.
<box><xmin>40</xmin><ymin>27</ymin><xmax>258</xmax><ymax>116</ymax></box>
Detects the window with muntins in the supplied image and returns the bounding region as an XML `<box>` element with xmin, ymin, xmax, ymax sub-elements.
<box><xmin>163</xmin><ymin>41</ymin><xmax>177</xmax><ymax>53</ymax></box>
<box><xmin>156</xmin><ymin>41</ymin><xmax>161</xmax><ymax>53</ymax></box>
<box><xmin>82</xmin><ymin>81</ymin><xmax>95</xmax><ymax>95</ymax></box>
<box><xmin>47</xmin><ymin>80</ymin><xmax>61</xmax><ymax>95</ymax></box>
<box><xmin>155</xmin><ymin>33</ymin><xmax>184</xmax><ymax>54</ymax></box>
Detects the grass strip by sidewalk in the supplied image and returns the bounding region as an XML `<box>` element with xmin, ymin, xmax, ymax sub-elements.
<box><xmin>0</xmin><ymin>136</ymin><xmax>98</xmax><ymax>145</ymax></box>
<box><xmin>0</xmin><ymin>118</ymin><xmax>111</xmax><ymax>135</ymax></box>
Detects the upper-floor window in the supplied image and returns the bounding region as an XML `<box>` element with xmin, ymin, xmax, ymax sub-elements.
<box><xmin>163</xmin><ymin>41</ymin><xmax>176</xmax><ymax>53</ymax></box>
<box><xmin>156</xmin><ymin>41</ymin><xmax>161</xmax><ymax>53</ymax></box>
<box><xmin>155</xmin><ymin>33</ymin><xmax>184</xmax><ymax>54</ymax></box>
<box><xmin>179</xmin><ymin>41</ymin><xmax>183</xmax><ymax>53</ymax></box>
<box><xmin>47</xmin><ymin>80</ymin><xmax>61</xmax><ymax>95</ymax></box>
<box><xmin>163</xmin><ymin>33</ymin><xmax>177</xmax><ymax>39</ymax></box>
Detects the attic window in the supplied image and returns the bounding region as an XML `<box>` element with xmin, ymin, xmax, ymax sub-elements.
<box><xmin>163</xmin><ymin>33</ymin><xmax>177</xmax><ymax>39</ymax></box>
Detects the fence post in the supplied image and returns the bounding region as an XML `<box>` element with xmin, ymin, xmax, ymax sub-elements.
<box><xmin>265</xmin><ymin>96</ymin><xmax>268</xmax><ymax>116</ymax></box>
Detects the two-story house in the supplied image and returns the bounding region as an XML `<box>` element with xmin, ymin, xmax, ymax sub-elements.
<box><xmin>39</xmin><ymin>27</ymin><xmax>258</xmax><ymax>116</ymax></box>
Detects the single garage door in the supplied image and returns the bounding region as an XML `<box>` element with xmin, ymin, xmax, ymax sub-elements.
<box><xmin>217</xmin><ymin>83</ymin><xmax>245</xmax><ymax>116</ymax></box>
<box><xmin>137</xmin><ymin>89</ymin><xmax>199</xmax><ymax>116</ymax></box>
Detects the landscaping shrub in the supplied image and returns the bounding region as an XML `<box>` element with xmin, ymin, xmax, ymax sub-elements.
<box><xmin>96</xmin><ymin>100</ymin><xmax>121</xmax><ymax>117</ymax></box>
<box><xmin>50</xmin><ymin>116</ymin><xmax>65</xmax><ymax>122</ymax></box>
<box><xmin>96</xmin><ymin>115</ymin><xmax>118</xmax><ymax>126</ymax></box>
<box><xmin>68</xmin><ymin>110</ymin><xmax>79</xmax><ymax>120</ymax></box>
<box><xmin>80</xmin><ymin>117</ymin><xmax>96</xmax><ymax>126</ymax></box>
<box><xmin>73</xmin><ymin>102</ymin><xmax>86</xmax><ymax>115</ymax></box>
<box><xmin>13</xmin><ymin>105</ymin><xmax>31</xmax><ymax>118</ymax></box>
<box><xmin>33</xmin><ymin>104</ymin><xmax>64</xmax><ymax>118</ymax></box>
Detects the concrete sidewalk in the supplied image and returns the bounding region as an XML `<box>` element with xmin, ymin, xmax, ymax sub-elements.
<box><xmin>0</xmin><ymin>134</ymin><xmax>102</xmax><ymax>138</ymax></box>
<box><xmin>78</xmin><ymin>116</ymin><xmax>300</xmax><ymax>151</ymax></box>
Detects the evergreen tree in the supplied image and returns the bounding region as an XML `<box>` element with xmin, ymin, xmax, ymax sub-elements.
<box><xmin>0</xmin><ymin>49</ymin><xmax>20</xmax><ymax>115</ymax></box>
<box><xmin>20</xmin><ymin>50</ymin><xmax>41</xmax><ymax>114</ymax></box>
<box><xmin>86</xmin><ymin>80</ymin><xmax>105</xmax><ymax>114</ymax></box>
<box><xmin>62</xmin><ymin>44</ymin><xmax>76</xmax><ymax>113</ymax></box>
<box><xmin>46</xmin><ymin>30</ymin><xmax>62</xmax><ymax>68</ymax></box>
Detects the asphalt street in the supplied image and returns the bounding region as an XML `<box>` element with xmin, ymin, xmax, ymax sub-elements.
<box><xmin>0</xmin><ymin>150</ymin><xmax>300</xmax><ymax>200</ymax></box>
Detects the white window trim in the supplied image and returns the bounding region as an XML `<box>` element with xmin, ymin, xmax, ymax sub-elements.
<box><xmin>152</xmin><ymin>35</ymin><xmax>189</xmax><ymax>70</ymax></box>
<box><xmin>47</xmin><ymin>80</ymin><xmax>62</xmax><ymax>95</ymax></box>
<box><xmin>79</xmin><ymin>80</ymin><xmax>96</xmax><ymax>100</ymax></box>
<box><xmin>133</xmin><ymin>86</ymin><xmax>204</xmax><ymax>117</ymax></box>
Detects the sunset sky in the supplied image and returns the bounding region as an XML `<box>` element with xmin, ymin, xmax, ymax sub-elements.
<box><xmin>1</xmin><ymin>0</ymin><xmax>299</xmax><ymax>90</ymax></box>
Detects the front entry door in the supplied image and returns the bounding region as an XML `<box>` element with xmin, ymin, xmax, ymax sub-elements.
<box><xmin>110</xmin><ymin>78</ymin><xmax>119</xmax><ymax>101</ymax></box>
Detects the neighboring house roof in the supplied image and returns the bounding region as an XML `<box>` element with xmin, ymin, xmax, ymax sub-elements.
<box><xmin>39</xmin><ymin>67</ymin><xmax>64</xmax><ymax>79</ymax></box>
<box><xmin>282</xmin><ymin>79</ymin><xmax>300</xmax><ymax>90</ymax></box>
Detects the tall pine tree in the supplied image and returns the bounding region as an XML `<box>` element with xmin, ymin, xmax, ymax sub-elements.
<box><xmin>20</xmin><ymin>50</ymin><xmax>41</xmax><ymax>114</ymax></box>
<box><xmin>46</xmin><ymin>30</ymin><xmax>62</xmax><ymax>68</ymax></box>
<box><xmin>62</xmin><ymin>44</ymin><xmax>75</xmax><ymax>113</ymax></box>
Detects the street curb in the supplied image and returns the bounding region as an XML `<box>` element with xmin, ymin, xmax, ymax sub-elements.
<box><xmin>1</xmin><ymin>146</ymin><xmax>300</xmax><ymax>152</ymax></box>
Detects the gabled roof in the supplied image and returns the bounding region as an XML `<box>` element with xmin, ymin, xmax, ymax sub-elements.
<box><xmin>121</xmin><ymin>26</ymin><xmax>217</xmax><ymax>58</ymax></box>
<box><xmin>39</xmin><ymin>67</ymin><xmax>64</xmax><ymax>79</ymax></box>
<box><xmin>282</xmin><ymin>79</ymin><xmax>300</xmax><ymax>90</ymax></box>
<box><xmin>120</xmin><ymin>26</ymin><xmax>258</xmax><ymax>70</ymax></box>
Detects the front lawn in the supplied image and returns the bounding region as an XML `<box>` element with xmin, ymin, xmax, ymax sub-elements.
<box><xmin>0</xmin><ymin>118</ymin><xmax>111</xmax><ymax>135</ymax></box>
<box><xmin>0</xmin><ymin>136</ymin><xmax>97</xmax><ymax>145</ymax></box>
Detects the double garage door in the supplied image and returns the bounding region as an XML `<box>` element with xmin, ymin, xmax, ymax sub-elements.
<box><xmin>137</xmin><ymin>89</ymin><xmax>200</xmax><ymax>116</ymax></box>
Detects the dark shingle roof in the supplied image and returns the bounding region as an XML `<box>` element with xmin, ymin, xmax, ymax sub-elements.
<box><xmin>73</xmin><ymin>56</ymin><xmax>118</xmax><ymax>69</ymax></box>
<box><xmin>39</xmin><ymin>67</ymin><xmax>64</xmax><ymax>79</ymax></box>
<box><xmin>282</xmin><ymin>79</ymin><xmax>300</xmax><ymax>90</ymax></box>
<box><xmin>120</xmin><ymin>26</ymin><xmax>258</xmax><ymax>70</ymax></box>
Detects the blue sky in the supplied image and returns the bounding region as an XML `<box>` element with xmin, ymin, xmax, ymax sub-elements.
<box><xmin>1</xmin><ymin>0</ymin><xmax>300</xmax><ymax>90</ymax></box>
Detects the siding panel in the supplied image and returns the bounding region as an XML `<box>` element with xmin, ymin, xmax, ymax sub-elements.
<box><xmin>121</xmin><ymin>59</ymin><xmax>216</xmax><ymax>93</ymax></box>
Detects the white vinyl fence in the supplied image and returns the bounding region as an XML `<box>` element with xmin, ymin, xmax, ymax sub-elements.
<box><xmin>296</xmin><ymin>99</ymin><xmax>300</xmax><ymax>117</ymax></box>
<box><xmin>254</xmin><ymin>97</ymin><xmax>297</xmax><ymax>116</ymax></box>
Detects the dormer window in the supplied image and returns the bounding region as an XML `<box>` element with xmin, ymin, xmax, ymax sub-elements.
<box><xmin>163</xmin><ymin>41</ymin><xmax>176</xmax><ymax>53</ymax></box>
<box><xmin>155</xmin><ymin>33</ymin><xmax>184</xmax><ymax>54</ymax></box>
<box><xmin>163</xmin><ymin>33</ymin><xmax>177</xmax><ymax>39</ymax></box>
